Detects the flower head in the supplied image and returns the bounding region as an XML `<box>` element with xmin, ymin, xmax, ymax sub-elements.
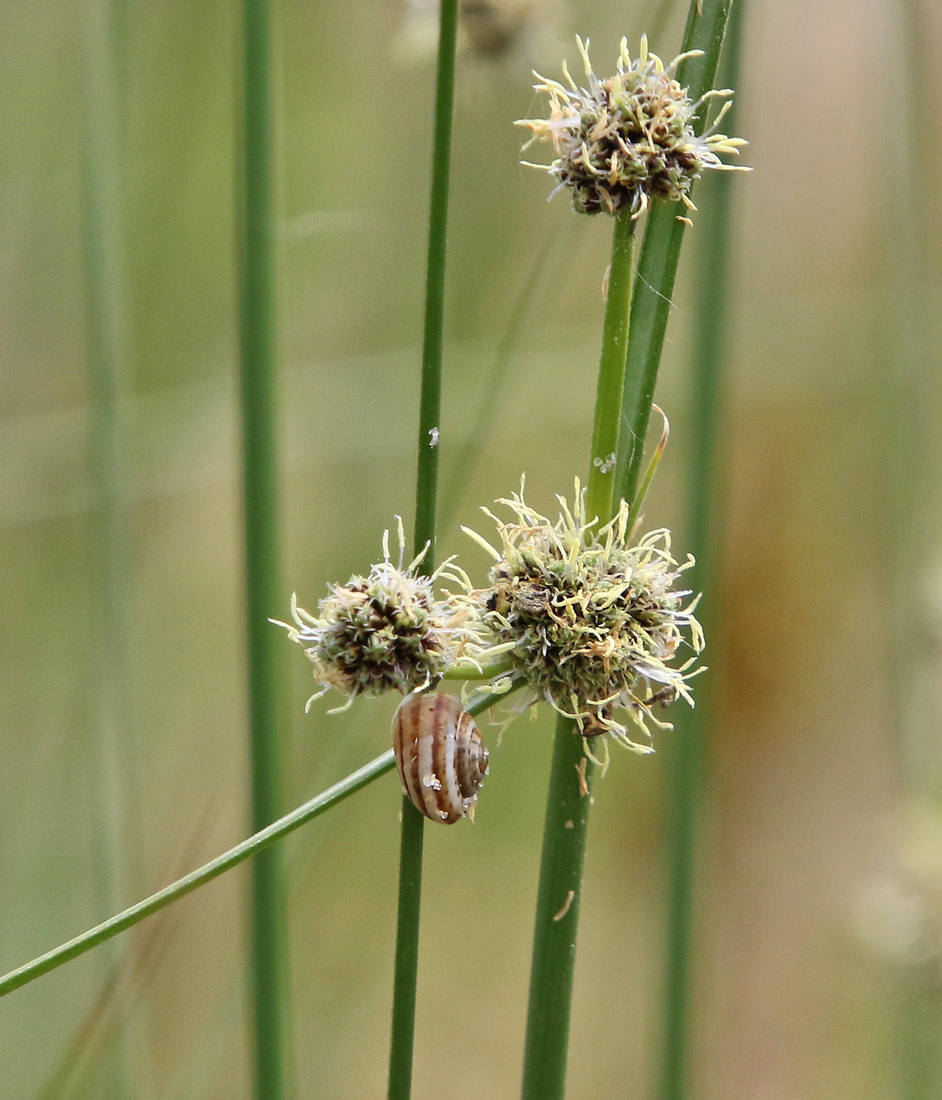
<box><xmin>517</xmin><ymin>35</ymin><xmax>748</xmax><ymax>217</ymax></box>
<box><xmin>273</xmin><ymin>521</ymin><xmax>482</xmax><ymax>711</ymax></box>
<box><xmin>462</xmin><ymin>482</ymin><xmax>704</xmax><ymax>751</ymax></box>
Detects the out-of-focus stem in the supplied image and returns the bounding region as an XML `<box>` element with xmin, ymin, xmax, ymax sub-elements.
<box><xmin>658</xmin><ymin>4</ymin><xmax>744</xmax><ymax>1096</ymax></box>
<box><xmin>238</xmin><ymin>1</ymin><xmax>291</xmax><ymax>1094</ymax></box>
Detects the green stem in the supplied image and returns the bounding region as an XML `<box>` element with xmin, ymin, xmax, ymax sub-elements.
<box><xmin>441</xmin><ymin>655</ymin><xmax>515</xmax><ymax>681</ymax></box>
<box><xmin>389</xmin><ymin>795</ymin><xmax>425</xmax><ymax>1100</ymax></box>
<box><xmin>238</xmin><ymin>2</ymin><xmax>290</xmax><ymax>1095</ymax></box>
<box><xmin>659</xmin><ymin>6</ymin><xmax>743</xmax><ymax>1097</ymax></box>
<box><xmin>587</xmin><ymin>211</ymin><xmax>636</xmax><ymax>522</ymax></box>
<box><xmin>615</xmin><ymin>0</ymin><xmax>734</xmax><ymax>507</ymax></box>
<box><xmin>0</xmin><ymin>752</ymin><xmax>396</xmax><ymax>999</ymax></box>
<box><xmin>0</xmin><ymin>685</ymin><xmax>508</xmax><ymax>1004</ymax></box>
<box><xmin>82</xmin><ymin>1</ymin><xmax>135</xmax><ymax>1091</ymax></box>
<box><xmin>410</xmin><ymin>0</ymin><xmax>459</xmax><ymax>571</ymax></box>
<box><xmin>520</xmin><ymin>213</ymin><xmax>635</xmax><ymax>1100</ymax></box>
<box><xmin>388</xmin><ymin>3</ymin><xmax>459</xmax><ymax>1098</ymax></box>
<box><xmin>519</xmin><ymin>713</ymin><xmax>595</xmax><ymax>1100</ymax></box>
<box><xmin>881</xmin><ymin>3</ymin><xmax>936</xmax><ymax>1097</ymax></box>
<box><xmin>82</xmin><ymin>0</ymin><xmax>133</xmax><ymax>949</ymax></box>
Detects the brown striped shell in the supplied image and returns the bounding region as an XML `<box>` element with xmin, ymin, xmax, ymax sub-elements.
<box><xmin>392</xmin><ymin>693</ymin><xmax>489</xmax><ymax>824</ymax></box>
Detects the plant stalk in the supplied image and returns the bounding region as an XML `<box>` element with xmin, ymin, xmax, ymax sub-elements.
<box><xmin>0</xmin><ymin>684</ymin><xmax>507</xmax><ymax>1003</ymax></box>
<box><xmin>634</xmin><ymin>5</ymin><xmax>741</xmax><ymax>1098</ymax></box>
<box><xmin>388</xmin><ymin>2</ymin><xmax>460</xmax><ymax>1098</ymax></box>
<box><xmin>81</xmin><ymin>1</ymin><xmax>136</xmax><ymax>1091</ymax></box>
<box><xmin>587</xmin><ymin>212</ymin><xmax>636</xmax><ymax>523</ymax></box>
<box><xmin>659</xmin><ymin>10</ymin><xmax>743</xmax><ymax>1098</ymax></box>
<box><xmin>409</xmin><ymin>0</ymin><xmax>460</xmax><ymax>569</ymax></box>
<box><xmin>615</xmin><ymin>0</ymin><xmax>734</xmax><ymax>507</ymax></box>
<box><xmin>83</xmin><ymin>0</ymin><xmax>132</xmax><ymax>914</ymax></box>
<box><xmin>238</xmin><ymin>1</ymin><xmax>290</xmax><ymax>1095</ymax></box>
<box><xmin>520</xmin><ymin>212</ymin><xmax>634</xmax><ymax>1100</ymax></box>
<box><xmin>881</xmin><ymin>3</ymin><xmax>937</xmax><ymax>1097</ymax></box>
<box><xmin>0</xmin><ymin>752</ymin><xmax>397</xmax><ymax>999</ymax></box>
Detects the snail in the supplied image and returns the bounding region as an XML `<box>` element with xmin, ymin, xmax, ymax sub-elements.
<box><xmin>392</xmin><ymin>692</ymin><xmax>489</xmax><ymax>824</ymax></box>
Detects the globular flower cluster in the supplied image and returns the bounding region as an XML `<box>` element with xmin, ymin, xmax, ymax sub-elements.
<box><xmin>517</xmin><ymin>36</ymin><xmax>748</xmax><ymax>217</ymax></box>
<box><xmin>273</xmin><ymin>526</ymin><xmax>482</xmax><ymax>711</ymax></box>
<box><xmin>462</xmin><ymin>483</ymin><xmax>704</xmax><ymax>750</ymax></box>
<box><xmin>277</xmin><ymin>488</ymin><xmax>704</xmax><ymax>755</ymax></box>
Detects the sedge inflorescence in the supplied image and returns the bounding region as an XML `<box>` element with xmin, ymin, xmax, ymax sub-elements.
<box><xmin>517</xmin><ymin>35</ymin><xmax>748</xmax><ymax>217</ymax></box>
<box><xmin>277</xmin><ymin>487</ymin><xmax>704</xmax><ymax>755</ymax></box>
<box><xmin>461</xmin><ymin>482</ymin><xmax>704</xmax><ymax>751</ymax></box>
<box><xmin>272</xmin><ymin>522</ymin><xmax>483</xmax><ymax>711</ymax></box>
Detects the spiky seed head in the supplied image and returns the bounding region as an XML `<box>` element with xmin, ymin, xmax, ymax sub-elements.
<box><xmin>273</xmin><ymin>524</ymin><xmax>482</xmax><ymax>711</ymax></box>
<box><xmin>516</xmin><ymin>35</ymin><xmax>749</xmax><ymax>217</ymax></box>
<box><xmin>462</xmin><ymin>482</ymin><xmax>704</xmax><ymax>751</ymax></box>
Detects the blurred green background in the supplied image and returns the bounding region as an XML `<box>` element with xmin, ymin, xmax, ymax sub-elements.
<box><xmin>2</xmin><ymin>0</ymin><xmax>941</xmax><ymax>1096</ymax></box>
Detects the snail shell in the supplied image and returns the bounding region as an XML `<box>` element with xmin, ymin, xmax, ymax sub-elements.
<box><xmin>392</xmin><ymin>693</ymin><xmax>489</xmax><ymax>824</ymax></box>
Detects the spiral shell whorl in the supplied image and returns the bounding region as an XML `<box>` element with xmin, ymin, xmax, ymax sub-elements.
<box><xmin>392</xmin><ymin>693</ymin><xmax>489</xmax><ymax>824</ymax></box>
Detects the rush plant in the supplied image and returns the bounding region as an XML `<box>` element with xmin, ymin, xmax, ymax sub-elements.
<box><xmin>0</xmin><ymin>4</ymin><xmax>746</xmax><ymax>1099</ymax></box>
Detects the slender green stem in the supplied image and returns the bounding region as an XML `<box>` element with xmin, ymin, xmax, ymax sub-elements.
<box><xmin>587</xmin><ymin>211</ymin><xmax>636</xmax><ymax>522</ymax></box>
<box><xmin>0</xmin><ymin>752</ymin><xmax>396</xmax><ymax>999</ymax></box>
<box><xmin>615</xmin><ymin>0</ymin><xmax>734</xmax><ymax>506</ymax></box>
<box><xmin>520</xmin><ymin>715</ymin><xmax>595</xmax><ymax>1100</ymax></box>
<box><xmin>82</xmin><ymin>0</ymin><xmax>133</xmax><ymax>949</ymax></box>
<box><xmin>390</xmin><ymin>679</ymin><xmax>519</xmax><ymax>1100</ymax></box>
<box><xmin>238</xmin><ymin>2</ymin><xmax>290</xmax><ymax>1095</ymax></box>
<box><xmin>389</xmin><ymin>5</ymin><xmax>459</xmax><ymax>1097</ymax></box>
<box><xmin>389</xmin><ymin>796</ymin><xmax>425</xmax><ymax>1100</ymax></box>
<box><xmin>0</xmin><ymin>682</ymin><xmax>508</xmax><ymax>1003</ymax></box>
<box><xmin>520</xmin><ymin>214</ymin><xmax>635</xmax><ymax>1100</ymax></box>
<box><xmin>82</xmin><ymin>2</ymin><xmax>135</xmax><ymax>1092</ymax></box>
<box><xmin>410</xmin><ymin>0</ymin><xmax>460</xmax><ymax>570</ymax></box>
<box><xmin>658</xmin><ymin>6</ymin><xmax>743</xmax><ymax>1097</ymax></box>
<box><xmin>881</xmin><ymin>4</ymin><xmax>936</xmax><ymax>1097</ymax></box>
<box><xmin>441</xmin><ymin>654</ymin><xmax>515</xmax><ymax>681</ymax></box>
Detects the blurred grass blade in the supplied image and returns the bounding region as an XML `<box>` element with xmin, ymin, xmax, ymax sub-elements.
<box><xmin>880</xmin><ymin>2</ymin><xmax>938</xmax><ymax>1097</ymax></box>
<box><xmin>389</xmin><ymin>2</ymin><xmax>460</xmax><ymax>1097</ymax></box>
<box><xmin>658</xmin><ymin>5</ymin><xmax>744</xmax><ymax>1099</ymax></box>
<box><xmin>82</xmin><ymin>0</ymin><xmax>131</xmax><ymax>925</ymax></box>
<box><xmin>81</xmin><ymin>0</ymin><xmax>137</xmax><ymax>1091</ymax></box>
<box><xmin>440</xmin><ymin>216</ymin><xmax>565</xmax><ymax>530</ymax></box>
<box><xmin>36</xmin><ymin>803</ymin><xmax>218</xmax><ymax>1100</ymax></box>
<box><xmin>238</xmin><ymin>1</ymin><xmax>291</xmax><ymax>1095</ymax></box>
